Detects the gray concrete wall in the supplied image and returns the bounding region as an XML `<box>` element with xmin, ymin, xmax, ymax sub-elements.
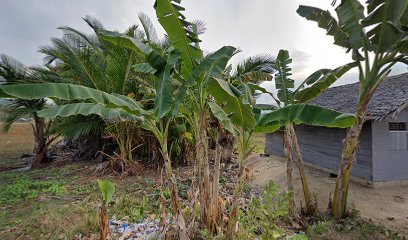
<box><xmin>266</xmin><ymin>123</ymin><xmax>373</xmax><ymax>180</ymax></box>
<box><xmin>372</xmin><ymin>108</ymin><xmax>408</xmax><ymax>181</ymax></box>
<box><xmin>265</xmin><ymin>130</ymin><xmax>284</xmax><ymax>156</ymax></box>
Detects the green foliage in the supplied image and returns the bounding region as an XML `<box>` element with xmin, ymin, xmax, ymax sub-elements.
<box><xmin>289</xmin><ymin>234</ymin><xmax>309</xmax><ymax>240</ymax></box>
<box><xmin>294</xmin><ymin>62</ymin><xmax>357</xmax><ymax>103</ymax></box>
<box><xmin>298</xmin><ymin>0</ymin><xmax>408</xmax><ymax>218</ymax></box>
<box><xmin>219</xmin><ymin>175</ymin><xmax>227</xmax><ymax>187</ymax></box>
<box><xmin>0</xmin><ymin>178</ymin><xmax>67</xmax><ymax>204</ymax></box>
<box><xmin>207</xmin><ymin>77</ymin><xmax>256</xmax><ymax>130</ymax></box>
<box><xmin>97</xmin><ymin>180</ymin><xmax>115</xmax><ymax>205</ymax></box>
<box><xmin>275</xmin><ymin>50</ymin><xmax>294</xmax><ymax>104</ymax></box>
<box><xmin>0</xmin><ymin>54</ymin><xmax>48</xmax><ymax>132</ymax></box>
<box><xmin>256</xmin><ymin>49</ymin><xmax>355</xmax><ymax>134</ymax></box>
<box><xmin>0</xmin><ymin>83</ymin><xmax>146</xmax><ymax>114</ymax></box>
<box><xmin>154</xmin><ymin>0</ymin><xmax>203</xmax><ymax>78</ymax></box>
<box><xmin>305</xmin><ymin>217</ymin><xmax>403</xmax><ymax>240</ymax></box>
<box><xmin>241</xmin><ymin>180</ymin><xmax>251</xmax><ymax>194</ymax></box>
<box><xmin>39</xmin><ymin>103</ymin><xmax>142</xmax><ymax>121</ymax></box>
<box><xmin>208</xmin><ymin>102</ymin><xmax>238</xmax><ymax>136</ymax></box>
<box><xmin>231</xmin><ymin>54</ymin><xmax>275</xmax><ymax>83</ymax></box>
<box><xmin>237</xmin><ymin>181</ymin><xmax>290</xmax><ymax>239</ymax></box>
<box><xmin>256</xmin><ymin>103</ymin><xmax>356</xmax><ymax>133</ymax></box>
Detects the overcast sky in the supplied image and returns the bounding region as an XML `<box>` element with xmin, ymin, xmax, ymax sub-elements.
<box><xmin>1</xmin><ymin>0</ymin><xmax>407</xmax><ymax>103</ymax></box>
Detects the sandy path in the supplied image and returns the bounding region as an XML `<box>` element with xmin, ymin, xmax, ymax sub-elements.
<box><xmin>246</xmin><ymin>154</ymin><xmax>408</xmax><ymax>236</ymax></box>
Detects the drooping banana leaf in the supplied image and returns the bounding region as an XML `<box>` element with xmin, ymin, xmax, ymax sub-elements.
<box><xmin>253</xmin><ymin>104</ymin><xmax>277</xmax><ymax>111</ymax></box>
<box><xmin>335</xmin><ymin>0</ymin><xmax>367</xmax><ymax>50</ymax></box>
<box><xmin>237</xmin><ymin>83</ymin><xmax>256</xmax><ymax>106</ymax></box>
<box><xmin>362</xmin><ymin>0</ymin><xmax>408</xmax><ymax>51</ymax></box>
<box><xmin>207</xmin><ymin>77</ymin><xmax>256</xmax><ymax>130</ymax></box>
<box><xmin>154</xmin><ymin>0</ymin><xmax>203</xmax><ymax>78</ymax></box>
<box><xmin>0</xmin><ymin>88</ymin><xmax>13</xmax><ymax>98</ymax></box>
<box><xmin>294</xmin><ymin>62</ymin><xmax>357</xmax><ymax>102</ymax></box>
<box><xmin>255</xmin><ymin>103</ymin><xmax>356</xmax><ymax>133</ymax></box>
<box><xmin>98</xmin><ymin>29</ymin><xmax>151</xmax><ymax>54</ymax></box>
<box><xmin>208</xmin><ymin>101</ymin><xmax>238</xmax><ymax>136</ymax></box>
<box><xmin>155</xmin><ymin>50</ymin><xmax>180</xmax><ymax>117</ymax></box>
<box><xmin>38</xmin><ymin>103</ymin><xmax>143</xmax><ymax>121</ymax></box>
<box><xmin>0</xmin><ymin>83</ymin><xmax>148</xmax><ymax>115</ymax></box>
<box><xmin>297</xmin><ymin>5</ymin><xmax>349</xmax><ymax>48</ymax></box>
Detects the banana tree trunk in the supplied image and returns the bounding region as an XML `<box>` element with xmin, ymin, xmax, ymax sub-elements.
<box><xmin>288</xmin><ymin>124</ymin><xmax>315</xmax><ymax>215</ymax></box>
<box><xmin>225</xmin><ymin>166</ymin><xmax>244</xmax><ymax>240</ymax></box>
<box><xmin>221</xmin><ymin>131</ymin><xmax>234</xmax><ymax>164</ymax></box>
<box><xmin>162</xmin><ymin>141</ymin><xmax>189</xmax><ymax>239</ymax></box>
<box><xmin>226</xmin><ymin>129</ymin><xmax>253</xmax><ymax>239</ymax></box>
<box><xmin>207</xmin><ymin>131</ymin><xmax>222</xmax><ymax>233</ymax></box>
<box><xmin>100</xmin><ymin>204</ymin><xmax>109</xmax><ymax>240</ymax></box>
<box><xmin>32</xmin><ymin>113</ymin><xmax>48</xmax><ymax>168</ymax></box>
<box><xmin>284</xmin><ymin>127</ymin><xmax>295</xmax><ymax>217</ymax></box>
<box><xmin>196</xmin><ymin>110</ymin><xmax>211</xmax><ymax>226</ymax></box>
<box><xmin>332</xmin><ymin>105</ymin><xmax>367</xmax><ymax>219</ymax></box>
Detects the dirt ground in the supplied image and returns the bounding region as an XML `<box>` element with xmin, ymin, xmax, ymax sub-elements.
<box><xmin>246</xmin><ymin>154</ymin><xmax>408</xmax><ymax>236</ymax></box>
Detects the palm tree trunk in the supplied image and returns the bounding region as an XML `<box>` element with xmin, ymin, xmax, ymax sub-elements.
<box><xmin>32</xmin><ymin>113</ymin><xmax>48</xmax><ymax>168</ymax></box>
<box><xmin>332</xmin><ymin>105</ymin><xmax>367</xmax><ymax>219</ymax></box>
<box><xmin>284</xmin><ymin>127</ymin><xmax>295</xmax><ymax>217</ymax></box>
<box><xmin>288</xmin><ymin>124</ymin><xmax>315</xmax><ymax>215</ymax></box>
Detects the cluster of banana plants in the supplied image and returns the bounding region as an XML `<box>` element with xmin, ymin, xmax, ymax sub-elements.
<box><xmin>0</xmin><ymin>0</ymin><xmax>361</xmax><ymax>238</ymax></box>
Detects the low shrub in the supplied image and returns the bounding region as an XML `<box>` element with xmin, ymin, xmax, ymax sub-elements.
<box><xmin>237</xmin><ymin>181</ymin><xmax>291</xmax><ymax>239</ymax></box>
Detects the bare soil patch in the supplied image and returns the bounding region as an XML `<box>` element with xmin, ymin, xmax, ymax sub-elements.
<box><xmin>246</xmin><ymin>154</ymin><xmax>408</xmax><ymax>236</ymax></box>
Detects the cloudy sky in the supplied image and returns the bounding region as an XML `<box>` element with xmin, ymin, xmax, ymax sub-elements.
<box><xmin>1</xmin><ymin>0</ymin><xmax>406</xmax><ymax>102</ymax></box>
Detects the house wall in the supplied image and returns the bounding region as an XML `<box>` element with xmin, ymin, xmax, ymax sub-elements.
<box><xmin>372</xmin><ymin>108</ymin><xmax>408</xmax><ymax>181</ymax></box>
<box><xmin>265</xmin><ymin>123</ymin><xmax>373</xmax><ymax>180</ymax></box>
<box><xmin>265</xmin><ymin>130</ymin><xmax>284</xmax><ymax>156</ymax></box>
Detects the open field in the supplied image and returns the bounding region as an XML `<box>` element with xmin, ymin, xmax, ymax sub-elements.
<box><xmin>0</xmin><ymin>122</ymin><xmax>34</xmax><ymax>169</ymax></box>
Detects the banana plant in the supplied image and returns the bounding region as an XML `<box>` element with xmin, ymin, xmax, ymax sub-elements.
<box><xmin>298</xmin><ymin>0</ymin><xmax>408</xmax><ymax>218</ymax></box>
<box><xmin>255</xmin><ymin>49</ymin><xmax>356</xmax><ymax>216</ymax></box>
<box><xmin>98</xmin><ymin>180</ymin><xmax>115</xmax><ymax>240</ymax></box>
<box><xmin>205</xmin><ymin>77</ymin><xmax>257</xmax><ymax>239</ymax></box>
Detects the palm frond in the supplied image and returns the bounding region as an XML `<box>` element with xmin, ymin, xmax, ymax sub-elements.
<box><xmin>51</xmin><ymin>115</ymin><xmax>105</xmax><ymax>139</ymax></box>
<box><xmin>82</xmin><ymin>15</ymin><xmax>104</xmax><ymax>30</ymax></box>
<box><xmin>232</xmin><ymin>54</ymin><xmax>275</xmax><ymax>83</ymax></box>
<box><xmin>0</xmin><ymin>54</ymin><xmax>29</xmax><ymax>83</ymax></box>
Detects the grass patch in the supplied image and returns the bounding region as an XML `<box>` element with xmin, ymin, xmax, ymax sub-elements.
<box><xmin>0</xmin><ymin>178</ymin><xmax>68</xmax><ymax>204</ymax></box>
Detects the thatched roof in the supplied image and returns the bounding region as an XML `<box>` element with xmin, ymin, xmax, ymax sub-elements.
<box><xmin>311</xmin><ymin>72</ymin><xmax>408</xmax><ymax>120</ymax></box>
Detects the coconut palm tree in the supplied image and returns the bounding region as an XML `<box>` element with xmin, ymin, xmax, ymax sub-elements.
<box><xmin>0</xmin><ymin>54</ymin><xmax>57</xmax><ymax>167</ymax></box>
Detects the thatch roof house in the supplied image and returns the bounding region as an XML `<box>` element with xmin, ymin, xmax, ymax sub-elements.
<box><xmin>266</xmin><ymin>73</ymin><xmax>408</xmax><ymax>184</ymax></box>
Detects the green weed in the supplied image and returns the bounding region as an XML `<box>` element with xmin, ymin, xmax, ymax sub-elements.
<box><xmin>0</xmin><ymin>178</ymin><xmax>67</xmax><ymax>204</ymax></box>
